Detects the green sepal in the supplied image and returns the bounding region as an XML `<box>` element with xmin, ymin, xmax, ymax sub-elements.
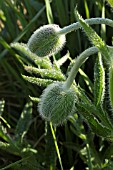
<box><xmin>94</xmin><ymin>53</ymin><xmax>105</xmax><ymax>106</ymax></box>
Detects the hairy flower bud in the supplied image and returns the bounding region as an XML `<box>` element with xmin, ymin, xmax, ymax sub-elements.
<box><xmin>38</xmin><ymin>82</ymin><xmax>77</xmax><ymax>126</ymax></box>
<box><xmin>27</xmin><ymin>24</ymin><xmax>66</xmax><ymax>57</ymax></box>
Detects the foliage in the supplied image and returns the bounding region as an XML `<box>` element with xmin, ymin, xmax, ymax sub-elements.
<box><xmin>1</xmin><ymin>0</ymin><xmax>113</xmax><ymax>170</ymax></box>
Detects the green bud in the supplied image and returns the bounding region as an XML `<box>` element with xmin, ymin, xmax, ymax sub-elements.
<box><xmin>38</xmin><ymin>82</ymin><xmax>77</xmax><ymax>126</ymax></box>
<box><xmin>27</xmin><ymin>24</ymin><xmax>66</xmax><ymax>57</ymax></box>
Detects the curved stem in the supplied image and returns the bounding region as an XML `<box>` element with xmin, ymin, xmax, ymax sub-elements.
<box><xmin>63</xmin><ymin>47</ymin><xmax>98</xmax><ymax>90</ymax></box>
<box><xmin>58</xmin><ymin>18</ymin><xmax>113</xmax><ymax>35</ymax></box>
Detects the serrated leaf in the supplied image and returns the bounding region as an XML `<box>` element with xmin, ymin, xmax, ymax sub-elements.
<box><xmin>89</xmin><ymin>116</ymin><xmax>112</xmax><ymax>138</ymax></box>
<box><xmin>75</xmin><ymin>10</ymin><xmax>110</xmax><ymax>62</ymax></box>
<box><xmin>77</xmin><ymin>104</ymin><xmax>112</xmax><ymax>138</ymax></box>
<box><xmin>15</xmin><ymin>102</ymin><xmax>32</xmax><ymax>144</ymax></box>
<box><xmin>24</xmin><ymin>66</ymin><xmax>65</xmax><ymax>81</ymax></box>
<box><xmin>94</xmin><ymin>53</ymin><xmax>105</xmax><ymax>106</ymax></box>
<box><xmin>77</xmin><ymin>86</ymin><xmax>113</xmax><ymax>131</ymax></box>
<box><xmin>22</xmin><ymin>75</ymin><xmax>55</xmax><ymax>87</ymax></box>
<box><xmin>11</xmin><ymin>42</ymin><xmax>52</xmax><ymax>69</ymax></box>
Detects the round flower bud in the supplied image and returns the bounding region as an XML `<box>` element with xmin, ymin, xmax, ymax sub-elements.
<box><xmin>38</xmin><ymin>82</ymin><xmax>77</xmax><ymax>126</ymax></box>
<box><xmin>27</xmin><ymin>24</ymin><xmax>66</xmax><ymax>57</ymax></box>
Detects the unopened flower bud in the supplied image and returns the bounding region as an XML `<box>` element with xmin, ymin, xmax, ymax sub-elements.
<box><xmin>27</xmin><ymin>24</ymin><xmax>66</xmax><ymax>57</ymax></box>
<box><xmin>38</xmin><ymin>82</ymin><xmax>77</xmax><ymax>126</ymax></box>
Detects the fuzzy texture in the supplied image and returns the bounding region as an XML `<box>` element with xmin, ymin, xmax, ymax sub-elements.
<box><xmin>27</xmin><ymin>24</ymin><xmax>66</xmax><ymax>57</ymax></box>
<box><xmin>38</xmin><ymin>82</ymin><xmax>77</xmax><ymax>126</ymax></box>
<box><xmin>109</xmin><ymin>62</ymin><xmax>113</xmax><ymax>110</ymax></box>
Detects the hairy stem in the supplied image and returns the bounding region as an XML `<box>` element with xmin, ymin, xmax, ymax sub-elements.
<box><xmin>63</xmin><ymin>47</ymin><xmax>98</xmax><ymax>90</ymax></box>
<box><xmin>58</xmin><ymin>18</ymin><xmax>113</xmax><ymax>35</ymax></box>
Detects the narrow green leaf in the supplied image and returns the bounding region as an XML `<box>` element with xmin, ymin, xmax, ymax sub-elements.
<box><xmin>64</xmin><ymin>124</ymin><xmax>73</xmax><ymax>165</ymax></box>
<box><xmin>15</xmin><ymin>102</ymin><xmax>32</xmax><ymax>144</ymax></box>
<box><xmin>0</xmin><ymin>157</ymin><xmax>30</xmax><ymax>170</ymax></box>
<box><xmin>109</xmin><ymin>64</ymin><xmax>113</xmax><ymax>110</ymax></box>
<box><xmin>24</xmin><ymin>66</ymin><xmax>65</xmax><ymax>81</ymax></box>
<box><xmin>84</xmin><ymin>0</ymin><xmax>90</xmax><ymax>18</ymax></box>
<box><xmin>29</xmin><ymin>96</ymin><xmax>40</xmax><ymax>103</ymax></box>
<box><xmin>55</xmin><ymin>51</ymin><xmax>69</xmax><ymax>67</ymax></box>
<box><xmin>0</xmin><ymin>141</ymin><xmax>20</xmax><ymax>156</ymax></box>
<box><xmin>55</xmin><ymin>0</ymin><xmax>68</xmax><ymax>26</ymax></box>
<box><xmin>77</xmin><ymin>86</ymin><xmax>113</xmax><ymax>131</ymax></box>
<box><xmin>77</xmin><ymin>104</ymin><xmax>112</xmax><ymax>138</ymax></box>
<box><xmin>0</xmin><ymin>5</ymin><xmax>45</xmax><ymax>60</ymax></box>
<box><xmin>89</xmin><ymin>117</ymin><xmax>111</xmax><ymax>138</ymax></box>
<box><xmin>0</xmin><ymin>116</ymin><xmax>11</xmax><ymax>129</ymax></box>
<box><xmin>79</xmin><ymin>68</ymin><xmax>93</xmax><ymax>93</ymax></box>
<box><xmin>70</xmin><ymin>0</ymin><xmax>76</xmax><ymax>23</ymax></box>
<box><xmin>45</xmin><ymin>123</ymin><xmax>56</xmax><ymax>169</ymax></box>
<box><xmin>77</xmin><ymin>86</ymin><xmax>97</xmax><ymax>114</ymax></box>
<box><xmin>0</xmin><ymin>37</ymin><xmax>15</xmax><ymax>55</ymax></box>
<box><xmin>1</xmin><ymin>60</ymin><xmax>29</xmax><ymax>95</ymax></box>
<box><xmin>94</xmin><ymin>53</ymin><xmax>105</xmax><ymax>106</ymax></box>
<box><xmin>11</xmin><ymin>42</ymin><xmax>52</xmax><ymax>69</ymax></box>
<box><xmin>0</xmin><ymin>125</ymin><xmax>19</xmax><ymax>152</ymax></box>
<box><xmin>106</xmin><ymin>45</ymin><xmax>113</xmax><ymax>110</ymax></box>
<box><xmin>50</xmin><ymin>122</ymin><xmax>64</xmax><ymax>170</ymax></box>
<box><xmin>107</xmin><ymin>0</ymin><xmax>113</xmax><ymax>7</ymax></box>
<box><xmin>0</xmin><ymin>126</ymin><xmax>12</xmax><ymax>143</ymax></box>
<box><xmin>44</xmin><ymin>0</ymin><xmax>54</xmax><ymax>24</ymax></box>
<box><xmin>22</xmin><ymin>75</ymin><xmax>54</xmax><ymax>87</ymax></box>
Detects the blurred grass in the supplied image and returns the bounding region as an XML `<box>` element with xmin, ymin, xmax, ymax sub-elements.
<box><xmin>0</xmin><ymin>0</ymin><xmax>113</xmax><ymax>169</ymax></box>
